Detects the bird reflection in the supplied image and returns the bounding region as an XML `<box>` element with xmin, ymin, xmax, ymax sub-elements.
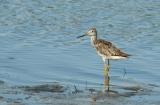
<box><xmin>90</xmin><ymin>61</ymin><xmax>111</xmax><ymax>105</ymax></box>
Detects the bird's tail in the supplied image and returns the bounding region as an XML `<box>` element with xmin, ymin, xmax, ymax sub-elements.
<box><xmin>122</xmin><ymin>52</ymin><xmax>131</xmax><ymax>58</ymax></box>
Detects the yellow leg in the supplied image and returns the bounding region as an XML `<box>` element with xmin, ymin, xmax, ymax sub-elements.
<box><xmin>107</xmin><ymin>60</ymin><xmax>110</xmax><ymax>92</ymax></box>
<box><xmin>104</xmin><ymin>64</ymin><xmax>109</xmax><ymax>92</ymax></box>
<box><xmin>104</xmin><ymin>60</ymin><xmax>110</xmax><ymax>75</ymax></box>
<box><xmin>104</xmin><ymin>64</ymin><xmax>108</xmax><ymax>76</ymax></box>
<box><xmin>104</xmin><ymin>60</ymin><xmax>110</xmax><ymax>92</ymax></box>
<box><xmin>107</xmin><ymin>75</ymin><xmax>110</xmax><ymax>92</ymax></box>
<box><xmin>104</xmin><ymin>64</ymin><xmax>107</xmax><ymax>92</ymax></box>
<box><xmin>107</xmin><ymin>59</ymin><xmax>110</xmax><ymax>72</ymax></box>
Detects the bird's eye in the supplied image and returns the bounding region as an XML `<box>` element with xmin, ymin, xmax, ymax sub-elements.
<box><xmin>91</xmin><ymin>30</ymin><xmax>93</xmax><ymax>32</ymax></box>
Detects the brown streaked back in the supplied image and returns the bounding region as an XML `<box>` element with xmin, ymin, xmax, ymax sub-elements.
<box><xmin>93</xmin><ymin>39</ymin><xmax>129</xmax><ymax>57</ymax></box>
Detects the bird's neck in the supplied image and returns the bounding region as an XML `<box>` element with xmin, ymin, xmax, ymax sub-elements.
<box><xmin>90</xmin><ymin>35</ymin><xmax>97</xmax><ymax>46</ymax></box>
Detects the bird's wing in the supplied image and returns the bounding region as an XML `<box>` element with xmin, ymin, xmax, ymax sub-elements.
<box><xmin>94</xmin><ymin>39</ymin><xmax>129</xmax><ymax>57</ymax></box>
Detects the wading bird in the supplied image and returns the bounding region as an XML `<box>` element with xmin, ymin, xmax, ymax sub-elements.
<box><xmin>77</xmin><ymin>28</ymin><xmax>129</xmax><ymax>91</ymax></box>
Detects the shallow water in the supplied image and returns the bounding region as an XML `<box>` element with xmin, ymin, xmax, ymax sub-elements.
<box><xmin>0</xmin><ymin>0</ymin><xmax>160</xmax><ymax>104</ymax></box>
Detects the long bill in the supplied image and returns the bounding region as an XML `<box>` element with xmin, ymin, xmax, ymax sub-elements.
<box><xmin>77</xmin><ymin>34</ymin><xmax>86</xmax><ymax>38</ymax></box>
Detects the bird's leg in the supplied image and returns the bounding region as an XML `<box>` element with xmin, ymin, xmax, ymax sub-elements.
<box><xmin>107</xmin><ymin>74</ymin><xmax>110</xmax><ymax>92</ymax></box>
<box><xmin>104</xmin><ymin>60</ymin><xmax>110</xmax><ymax>92</ymax></box>
<box><xmin>104</xmin><ymin>62</ymin><xmax>110</xmax><ymax>92</ymax></box>
<box><xmin>103</xmin><ymin>61</ymin><xmax>107</xmax><ymax>92</ymax></box>
<box><xmin>104</xmin><ymin>63</ymin><xmax>108</xmax><ymax>76</ymax></box>
<box><xmin>106</xmin><ymin>59</ymin><xmax>110</xmax><ymax>91</ymax></box>
<box><xmin>104</xmin><ymin>60</ymin><xmax>110</xmax><ymax>76</ymax></box>
<box><xmin>103</xmin><ymin>59</ymin><xmax>111</xmax><ymax>92</ymax></box>
<box><xmin>107</xmin><ymin>59</ymin><xmax>110</xmax><ymax>72</ymax></box>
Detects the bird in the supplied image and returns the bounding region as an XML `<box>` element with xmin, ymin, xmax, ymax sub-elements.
<box><xmin>77</xmin><ymin>27</ymin><xmax>129</xmax><ymax>91</ymax></box>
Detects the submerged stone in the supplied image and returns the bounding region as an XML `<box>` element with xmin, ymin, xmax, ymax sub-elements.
<box><xmin>23</xmin><ymin>84</ymin><xmax>65</xmax><ymax>93</ymax></box>
<box><xmin>0</xmin><ymin>80</ymin><xmax>5</xmax><ymax>84</ymax></box>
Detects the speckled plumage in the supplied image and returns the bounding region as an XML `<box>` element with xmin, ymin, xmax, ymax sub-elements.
<box><xmin>93</xmin><ymin>39</ymin><xmax>129</xmax><ymax>59</ymax></box>
<box><xmin>87</xmin><ymin>28</ymin><xmax>129</xmax><ymax>62</ymax></box>
<box><xmin>77</xmin><ymin>27</ymin><xmax>129</xmax><ymax>91</ymax></box>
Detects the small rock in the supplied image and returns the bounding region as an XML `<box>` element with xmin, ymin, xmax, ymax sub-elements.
<box><xmin>0</xmin><ymin>96</ymin><xmax>4</xmax><ymax>100</ymax></box>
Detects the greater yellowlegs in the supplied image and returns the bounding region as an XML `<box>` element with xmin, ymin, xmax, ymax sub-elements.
<box><xmin>77</xmin><ymin>27</ymin><xmax>129</xmax><ymax>91</ymax></box>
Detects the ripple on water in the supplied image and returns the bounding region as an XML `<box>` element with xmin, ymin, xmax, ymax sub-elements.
<box><xmin>0</xmin><ymin>1</ymin><xmax>160</xmax><ymax>105</ymax></box>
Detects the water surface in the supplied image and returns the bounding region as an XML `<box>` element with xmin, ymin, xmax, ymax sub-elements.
<box><xmin>0</xmin><ymin>0</ymin><xmax>160</xmax><ymax>104</ymax></box>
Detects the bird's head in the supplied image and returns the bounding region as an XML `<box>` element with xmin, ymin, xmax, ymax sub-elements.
<box><xmin>77</xmin><ymin>27</ymin><xmax>97</xmax><ymax>38</ymax></box>
<box><xmin>85</xmin><ymin>28</ymin><xmax>97</xmax><ymax>37</ymax></box>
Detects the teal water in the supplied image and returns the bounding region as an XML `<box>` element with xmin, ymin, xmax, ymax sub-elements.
<box><xmin>0</xmin><ymin>0</ymin><xmax>160</xmax><ymax>99</ymax></box>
